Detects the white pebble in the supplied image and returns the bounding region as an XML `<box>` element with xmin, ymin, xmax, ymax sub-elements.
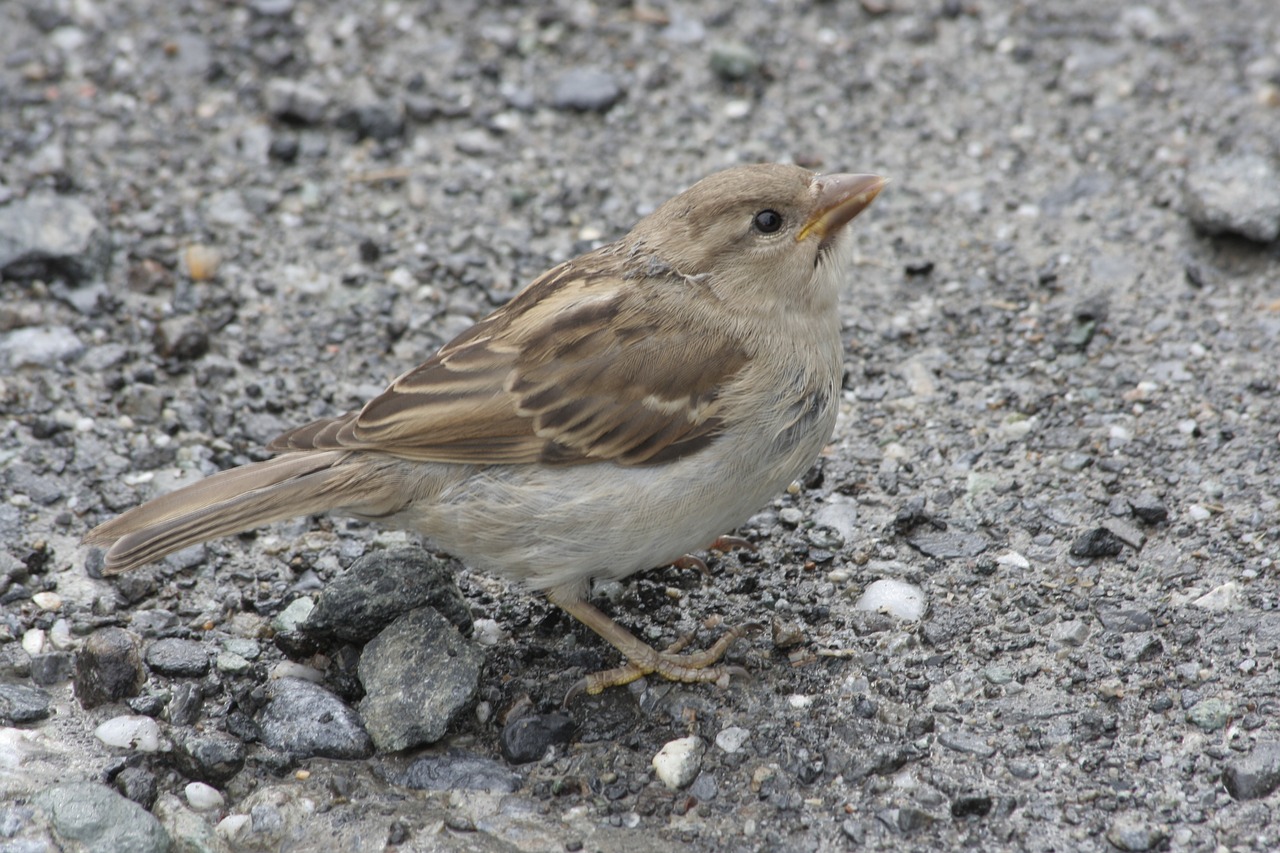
<box><xmin>31</xmin><ymin>592</ymin><xmax>62</xmax><ymax>611</ymax></box>
<box><xmin>1187</xmin><ymin>504</ymin><xmax>1211</xmax><ymax>522</ymax></box>
<box><xmin>787</xmin><ymin>694</ymin><xmax>813</xmax><ymax>709</ymax></box>
<box><xmin>715</xmin><ymin>726</ymin><xmax>750</xmax><ymax>754</ymax></box>
<box><xmin>652</xmin><ymin>736</ymin><xmax>704</xmax><ymax>790</ymax></box>
<box><xmin>215</xmin><ymin>815</ymin><xmax>251</xmax><ymax>841</ymax></box>
<box><xmin>268</xmin><ymin>661</ymin><xmax>325</xmax><ymax>682</ymax></box>
<box><xmin>854</xmin><ymin>579</ymin><xmax>927</xmax><ymax>621</ymax></box>
<box><xmin>185</xmin><ymin>782</ymin><xmax>225</xmax><ymax>811</ymax></box>
<box><xmin>94</xmin><ymin>715</ymin><xmax>162</xmax><ymax>752</ymax></box>
<box><xmin>21</xmin><ymin>628</ymin><xmax>46</xmax><ymax>656</ymax></box>
<box><xmin>1191</xmin><ymin>582</ymin><xmax>1241</xmax><ymax>612</ymax></box>
<box><xmin>995</xmin><ymin>551</ymin><xmax>1030</xmax><ymax>570</ymax></box>
<box><xmin>472</xmin><ymin>618</ymin><xmax>507</xmax><ymax>647</ymax></box>
<box><xmin>48</xmin><ymin>618</ymin><xmax>74</xmax><ymax>650</ymax></box>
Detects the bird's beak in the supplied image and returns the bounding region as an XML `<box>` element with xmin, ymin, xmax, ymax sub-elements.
<box><xmin>797</xmin><ymin>173</ymin><xmax>887</xmax><ymax>247</ymax></box>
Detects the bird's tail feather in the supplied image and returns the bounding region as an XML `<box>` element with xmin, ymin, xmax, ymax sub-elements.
<box><xmin>84</xmin><ymin>451</ymin><xmax>391</xmax><ymax>574</ymax></box>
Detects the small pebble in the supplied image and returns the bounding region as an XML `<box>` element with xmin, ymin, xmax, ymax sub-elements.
<box><xmin>31</xmin><ymin>591</ymin><xmax>62</xmax><ymax>610</ymax></box>
<box><xmin>95</xmin><ymin>715</ymin><xmax>163</xmax><ymax>751</ymax></box>
<box><xmin>272</xmin><ymin>596</ymin><xmax>314</xmax><ymax>633</ymax></box>
<box><xmin>551</xmin><ymin>68</ymin><xmax>622</xmax><ymax>112</ymax></box>
<box><xmin>854</xmin><ymin>579</ymin><xmax>926</xmax><ymax>621</ymax></box>
<box><xmin>995</xmin><ymin>551</ymin><xmax>1030</xmax><ymax>570</ymax></box>
<box><xmin>184</xmin><ymin>244</ymin><xmax>221</xmax><ymax>281</ymax></box>
<box><xmin>1186</xmin><ymin>698</ymin><xmax>1231</xmax><ymax>732</ymax></box>
<box><xmin>715</xmin><ymin>726</ymin><xmax>750</xmax><ymax>754</ymax></box>
<box><xmin>215</xmin><ymin>651</ymin><xmax>252</xmax><ymax>675</ymax></box>
<box><xmin>185</xmin><ymin>782</ymin><xmax>225</xmax><ymax>811</ymax></box>
<box><xmin>1191</xmin><ymin>582</ymin><xmax>1241</xmax><ymax>612</ymax></box>
<box><xmin>652</xmin><ymin>736</ymin><xmax>704</xmax><ymax>790</ymax></box>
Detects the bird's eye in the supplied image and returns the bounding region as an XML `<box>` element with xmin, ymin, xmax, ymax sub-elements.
<box><xmin>752</xmin><ymin>209</ymin><xmax>783</xmax><ymax>234</ymax></box>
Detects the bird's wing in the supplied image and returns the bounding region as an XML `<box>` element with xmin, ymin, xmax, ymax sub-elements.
<box><xmin>268</xmin><ymin>256</ymin><xmax>749</xmax><ymax>466</ymax></box>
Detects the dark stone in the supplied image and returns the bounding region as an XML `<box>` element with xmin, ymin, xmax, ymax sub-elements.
<box><xmin>144</xmin><ymin>638</ymin><xmax>209</xmax><ymax>677</ymax></box>
<box><xmin>257</xmin><ymin>677</ymin><xmax>372</xmax><ymax>760</ymax></box>
<box><xmin>113</xmin><ymin>766</ymin><xmax>158</xmax><ymax>809</ymax></box>
<box><xmin>172</xmin><ymin>730</ymin><xmax>247</xmax><ymax>785</ymax></box>
<box><xmin>1069</xmin><ymin>527</ymin><xmax>1124</xmax><ymax>558</ymax></box>
<box><xmin>336</xmin><ymin>102</ymin><xmax>405</xmax><ymax>142</ymax></box>
<box><xmin>1130</xmin><ymin>493</ymin><xmax>1169</xmax><ymax>525</ymax></box>
<box><xmin>0</xmin><ymin>194</ymin><xmax>112</xmax><ymax>284</ymax></box>
<box><xmin>74</xmin><ymin>627</ymin><xmax>144</xmax><ymax>709</ymax></box>
<box><xmin>400</xmin><ymin>753</ymin><xmax>521</xmax><ymax>792</ymax></box>
<box><xmin>357</xmin><ymin>607</ymin><xmax>483</xmax><ymax>752</ymax></box>
<box><xmin>154</xmin><ymin>318</ymin><xmax>211</xmax><ymax>362</ymax></box>
<box><xmin>500</xmin><ymin>713</ymin><xmax>576</xmax><ymax>764</ymax></box>
<box><xmin>272</xmin><ymin>629</ymin><xmax>319</xmax><ymax>660</ymax></box>
<box><xmin>303</xmin><ymin>548</ymin><xmax>472</xmax><ymax>643</ymax></box>
<box><xmin>126</xmin><ymin>694</ymin><xmax>166</xmax><ymax>717</ymax></box>
<box><xmin>951</xmin><ymin>795</ymin><xmax>993</xmax><ymax>818</ymax></box>
<box><xmin>1096</xmin><ymin>608</ymin><xmax>1154</xmax><ymax>633</ymax></box>
<box><xmin>30</xmin><ymin>651</ymin><xmax>74</xmax><ymax>685</ymax></box>
<box><xmin>0</xmin><ymin>682</ymin><xmax>52</xmax><ymax>723</ymax></box>
<box><xmin>167</xmin><ymin>682</ymin><xmax>203</xmax><ymax>726</ymax></box>
<box><xmin>1223</xmin><ymin>742</ymin><xmax>1280</xmax><ymax>801</ymax></box>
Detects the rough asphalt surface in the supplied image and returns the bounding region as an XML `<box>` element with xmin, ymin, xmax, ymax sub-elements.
<box><xmin>3</xmin><ymin>1</ymin><xmax>1280</xmax><ymax>851</ymax></box>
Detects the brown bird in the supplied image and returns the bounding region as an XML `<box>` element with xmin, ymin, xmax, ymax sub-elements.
<box><xmin>85</xmin><ymin>163</ymin><xmax>886</xmax><ymax>695</ymax></box>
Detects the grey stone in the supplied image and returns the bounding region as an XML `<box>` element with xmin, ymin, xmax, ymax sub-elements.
<box><xmin>34</xmin><ymin>782</ymin><xmax>171</xmax><ymax>853</ymax></box>
<box><xmin>1106</xmin><ymin>812</ymin><xmax>1166</xmax><ymax>851</ymax></box>
<box><xmin>937</xmin><ymin>730</ymin><xmax>996</xmax><ymax>758</ymax></box>
<box><xmin>1222</xmin><ymin>742</ymin><xmax>1280</xmax><ymax>800</ymax></box>
<box><xmin>358</xmin><ymin>606</ymin><xmax>483</xmax><ymax>752</ymax></box>
<box><xmin>75</xmin><ymin>627</ymin><xmax>145</xmax><ymax>709</ymax></box>
<box><xmin>710</xmin><ymin>41</ymin><xmax>762</xmax><ymax>81</ymax></box>
<box><xmin>0</xmin><ymin>194</ymin><xmax>111</xmax><ymax>283</ymax></box>
<box><xmin>905</xmin><ymin>530</ymin><xmax>989</xmax><ymax>559</ymax></box>
<box><xmin>401</xmin><ymin>754</ymin><xmax>521</xmax><ymax>792</ymax></box>
<box><xmin>0</xmin><ymin>642</ymin><xmax>32</xmax><ymax>679</ymax></box>
<box><xmin>144</xmin><ymin>638</ymin><xmax>209</xmax><ymax>677</ymax></box>
<box><xmin>1185</xmin><ymin>697</ymin><xmax>1231</xmax><ymax>732</ymax></box>
<box><xmin>302</xmin><ymin>548</ymin><xmax>472</xmax><ymax>643</ymax></box>
<box><xmin>1184</xmin><ymin>153</ymin><xmax>1280</xmax><ymax>242</ymax></box>
<box><xmin>500</xmin><ymin>713</ymin><xmax>575</xmax><ymax>764</ymax></box>
<box><xmin>257</xmin><ymin>678</ymin><xmax>372</xmax><ymax>759</ymax></box>
<box><xmin>0</xmin><ymin>325</ymin><xmax>85</xmax><ymax>369</ymax></box>
<box><xmin>0</xmin><ymin>683</ymin><xmax>52</xmax><ymax>723</ymax></box>
<box><xmin>551</xmin><ymin>68</ymin><xmax>622</xmax><ymax>112</ymax></box>
<box><xmin>30</xmin><ymin>652</ymin><xmax>74</xmax><ymax>685</ymax></box>
<box><xmin>264</xmin><ymin>79</ymin><xmax>330</xmax><ymax>124</ymax></box>
<box><xmin>172</xmin><ymin>731</ymin><xmax>246</xmax><ymax>785</ymax></box>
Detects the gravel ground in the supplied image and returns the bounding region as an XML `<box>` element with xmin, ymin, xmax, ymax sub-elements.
<box><xmin>3</xmin><ymin>1</ymin><xmax>1280</xmax><ymax>851</ymax></box>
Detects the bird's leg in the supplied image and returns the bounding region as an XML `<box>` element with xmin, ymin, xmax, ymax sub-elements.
<box><xmin>550</xmin><ymin>592</ymin><xmax>756</xmax><ymax>703</ymax></box>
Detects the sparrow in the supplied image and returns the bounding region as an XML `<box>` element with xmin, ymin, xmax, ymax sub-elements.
<box><xmin>85</xmin><ymin>163</ymin><xmax>886</xmax><ymax>696</ymax></box>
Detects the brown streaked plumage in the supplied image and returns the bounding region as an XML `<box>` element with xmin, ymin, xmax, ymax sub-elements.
<box><xmin>85</xmin><ymin>163</ymin><xmax>886</xmax><ymax>696</ymax></box>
